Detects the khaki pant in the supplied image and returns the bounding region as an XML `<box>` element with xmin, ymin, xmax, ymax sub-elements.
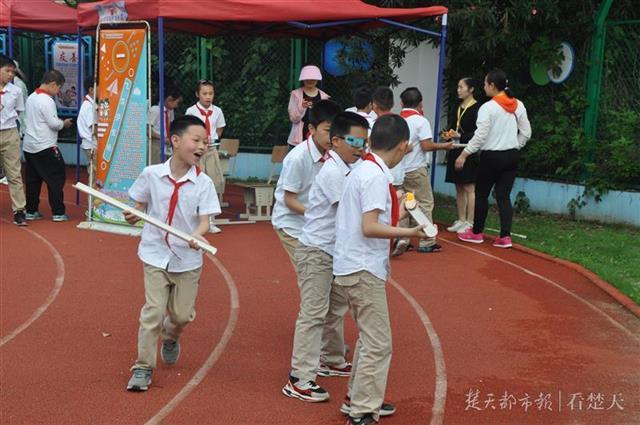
<box><xmin>0</xmin><ymin>128</ymin><xmax>26</xmax><ymax>212</ymax></box>
<box><xmin>133</xmin><ymin>263</ymin><xmax>202</xmax><ymax>370</ymax></box>
<box><xmin>275</xmin><ymin>228</ymin><xmax>299</xmax><ymax>267</ymax></box>
<box><xmin>334</xmin><ymin>271</ymin><xmax>392</xmax><ymax>420</ymax></box>
<box><xmin>201</xmin><ymin>147</ymin><xmax>225</xmax><ymax>195</ymax></box>
<box><xmin>290</xmin><ymin>244</ymin><xmax>349</xmax><ymax>382</ymax></box>
<box><xmin>82</xmin><ymin>148</ymin><xmax>97</xmax><ymax>185</ymax></box>
<box><xmin>401</xmin><ymin>167</ymin><xmax>436</xmax><ymax>247</ymax></box>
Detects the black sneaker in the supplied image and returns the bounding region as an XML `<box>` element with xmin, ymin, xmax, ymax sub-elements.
<box><xmin>13</xmin><ymin>211</ymin><xmax>28</xmax><ymax>226</ymax></box>
<box><xmin>417</xmin><ymin>243</ymin><xmax>442</xmax><ymax>253</ymax></box>
<box><xmin>340</xmin><ymin>396</ymin><xmax>396</xmax><ymax>417</ymax></box>
<box><xmin>345</xmin><ymin>413</ymin><xmax>377</xmax><ymax>424</ymax></box>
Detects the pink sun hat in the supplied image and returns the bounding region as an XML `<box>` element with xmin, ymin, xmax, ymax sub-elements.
<box><xmin>299</xmin><ymin>65</ymin><xmax>323</xmax><ymax>81</ymax></box>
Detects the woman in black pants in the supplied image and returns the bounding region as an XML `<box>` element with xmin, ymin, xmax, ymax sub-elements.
<box><xmin>455</xmin><ymin>69</ymin><xmax>531</xmax><ymax>248</ymax></box>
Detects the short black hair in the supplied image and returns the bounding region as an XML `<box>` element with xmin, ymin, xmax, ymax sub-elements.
<box><xmin>400</xmin><ymin>87</ymin><xmax>422</xmax><ymax>108</ymax></box>
<box><xmin>84</xmin><ymin>76</ymin><xmax>94</xmax><ymax>94</ymax></box>
<box><xmin>370</xmin><ymin>114</ymin><xmax>409</xmax><ymax>151</ymax></box>
<box><xmin>196</xmin><ymin>79</ymin><xmax>215</xmax><ymax>93</ymax></box>
<box><xmin>353</xmin><ymin>86</ymin><xmax>373</xmax><ymax>109</ymax></box>
<box><xmin>41</xmin><ymin>69</ymin><xmax>65</xmax><ymax>86</ymax></box>
<box><xmin>0</xmin><ymin>54</ymin><xmax>16</xmax><ymax>70</ymax></box>
<box><xmin>330</xmin><ymin>111</ymin><xmax>369</xmax><ymax>140</ymax></box>
<box><xmin>372</xmin><ymin>86</ymin><xmax>394</xmax><ymax>111</ymax></box>
<box><xmin>165</xmin><ymin>85</ymin><xmax>183</xmax><ymax>100</ymax></box>
<box><xmin>170</xmin><ymin>115</ymin><xmax>206</xmax><ymax>138</ymax></box>
<box><xmin>309</xmin><ymin>99</ymin><xmax>342</xmax><ymax>127</ymax></box>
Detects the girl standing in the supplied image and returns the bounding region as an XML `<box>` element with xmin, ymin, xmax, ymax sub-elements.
<box><xmin>286</xmin><ymin>65</ymin><xmax>330</xmax><ymax>149</ymax></box>
<box><xmin>444</xmin><ymin>77</ymin><xmax>481</xmax><ymax>233</ymax></box>
<box><xmin>456</xmin><ymin>69</ymin><xmax>531</xmax><ymax>248</ymax></box>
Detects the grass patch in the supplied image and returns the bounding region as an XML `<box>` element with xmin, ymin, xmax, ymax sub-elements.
<box><xmin>433</xmin><ymin>193</ymin><xmax>640</xmax><ymax>305</ymax></box>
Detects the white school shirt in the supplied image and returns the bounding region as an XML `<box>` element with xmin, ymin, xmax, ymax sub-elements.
<box><xmin>150</xmin><ymin>105</ymin><xmax>175</xmax><ymax>140</ymax></box>
<box><xmin>299</xmin><ymin>151</ymin><xmax>351</xmax><ymax>257</ymax></box>
<box><xmin>333</xmin><ymin>152</ymin><xmax>393</xmax><ymax>281</ymax></box>
<box><xmin>271</xmin><ymin>136</ymin><xmax>325</xmax><ymax>239</ymax></box>
<box><xmin>22</xmin><ymin>91</ymin><xmax>64</xmax><ymax>154</ymax></box>
<box><xmin>129</xmin><ymin>159</ymin><xmax>221</xmax><ymax>272</ymax></box>
<box><xmin>78</xmin><ymin>96</ymin><xmax>97</xmax><ymax>150</ymax></box>
<box><xmin>464</xmin><ymin>99</ymin><xmax>531</xmax><ymax>154</ymax></box>
<box><xmin>0</xmin><ymin>83</ymin><xmax>25</xmax><ymax>130</ymax></box>
<box><xmin>401</xmin><ymin>109</ymin><xmax>434</xmax><ymax>173</ymax></box>
<box><xmin>185</xmin><ymin>103</ymin><xmax>226</xmax><ymax>146</ymax></box>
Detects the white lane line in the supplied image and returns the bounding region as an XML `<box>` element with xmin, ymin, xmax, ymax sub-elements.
<box><xmin>144</xmin><ymin>255</ymin><xmax>240</xmax><ymax>425</ymax></box>
<box><xmin>440</xmin><ymin>238</ymin><xmax>640</xmax><ymax>343</ymax></box>
<box><xmin>0</xmin><ymin>222</ymin><xmax>65</xmax><ymax>347</ymax></box>
<box><xmin>389</xmin><ymin>277</ymin><xmax>447</xmax><ymax>425</ymax></box>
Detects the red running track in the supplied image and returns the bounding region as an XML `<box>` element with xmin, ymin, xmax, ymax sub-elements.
<box><xmin>1</xmin><ymin>179</ymin><xmax>639</xmax><ymax>425</ymax></box>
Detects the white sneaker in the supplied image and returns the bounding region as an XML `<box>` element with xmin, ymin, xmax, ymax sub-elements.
<box><xmin>0</xmin><ymin>176</ymin><xmax>8</xmax><ymax>185</ymax></box>
<box><xmin>446</xmin><ymin>220</ymin><xmax>466</xmax><ymax>233</ymax></box>
<box><xmin>457</xmin><ymin>222</ymin><xmax>473</xmax><ymax>233</ymax></box>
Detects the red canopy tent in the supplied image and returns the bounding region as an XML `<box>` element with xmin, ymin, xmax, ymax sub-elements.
<box><xmin>77</xmin><ymin>0</ymin><xmax>448</xmax><ymax>184</ymax></box>
<box><xmin>0</xmin><ymin>0</ymin><xmax>77</xmax><ymax>35</ymax></box>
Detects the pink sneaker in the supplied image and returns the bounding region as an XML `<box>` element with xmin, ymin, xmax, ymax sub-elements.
<box><xmin>457</xmin><ymin>228</ymin><xmax>484</xmax><ymax>244</ymax></box>
<box><xmin>493</xmin><ymin>236</ymin><xmax>513</xmax><ymax>248</ymax></box>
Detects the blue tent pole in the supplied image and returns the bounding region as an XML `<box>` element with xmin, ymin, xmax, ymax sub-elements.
<box><xmin>158</xmin><ymin>17</ymin><xmax>165</xmax><ymax>163</ymax></box>
<box><xmin>430</xmin><ymin>13</ymin><xmax>448</xmax><ymax>189</ymax></box>
<box><xmin>8</xmin><ymin>26</ymin><xmax>13</xmax><ymax>57</ymax></box>
<box><xmin>75</xmin><ymin>29</ymin><xmax>83</xmax><ymax>205</ymax></box>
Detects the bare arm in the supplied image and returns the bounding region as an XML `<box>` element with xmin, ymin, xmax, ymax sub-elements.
<box><xmin>419</xmin><ymin>138</ymin><xmax>453</xmax><ymax>152</ymax></box>
<box><xmin>362</xmin><ymin>210</ymin><xmax>425</xmax><ymax>239</ymax></box>
<box><xmin>123</xmin><ymin>202</ymin><xmax>147</xmax><ymax>224</ymax></box>
<box><xmin>284</xmin><ymin>190</ymin><xmax>306</xmax><ymax>215</ymax></box>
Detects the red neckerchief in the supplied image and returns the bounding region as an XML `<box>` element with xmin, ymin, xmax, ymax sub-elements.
<box><xmin>164</xmin><ymin>167</ymin><xmax>201</xmax><ymax>252</ymax></box>
<box><xmin>363</xmin><ymin>152</ymin><xmax>399</xmax><ymax>252</ymax></box>
<box><xmin>35</xmin><ymin>88</ymin><xmax>50</xmax><ymax>96</ymax></box>
<box><xmin>195</xmin><ymin>104</ymin><xmax>213</xmax><ymax>138</ymax></box>
<box><xmin>492</xmin><ymin>92</ymin><xmax>518</xmax><ymax>113</ymax></box>
<box><xmin>400</xmin><ymin>108</ymin><xmax>422</xmax><ymax>119</ymax></box>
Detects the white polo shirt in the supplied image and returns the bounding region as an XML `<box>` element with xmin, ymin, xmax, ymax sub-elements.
<box><xmin>299</xmin><ymin>152</ymin><xmax>351</xmax><ymax>256</ymax></box>
<box><xmin>129</xmin><ymin>159</ymin><xmax>221</xmax><ymax>272</ymax></box>
<box><xmin>185</xmin><ymin>103</ymin><xmax>226</xmax><ymax>146</ymax></box>
<box><xmin>272</xmin><ymin>137</ymin><xmax>325</xmax><ymax>239</ymax></box>
<box><xmin>0</xmin><ymin>83</ymin><xmax>25</xmax><ymax>130</ymax></box>
<box><xmin>78</xmin><ymin>96</ymin><xmax>97</xmax><ymax>150</ymax></box>
<box><xmin>23</xmin><ymin>90</ymin><xmax>65</xmax><ymax>154</ymax></box>
<box><xmin>333</xmin><ymin>152</ymin><xmax>393</xmax><ymax>281</ymax></box>
<box><xmin>401</xmin><ymin>109</ymin><xmax>433</xmax><ymax>173</ymax></box>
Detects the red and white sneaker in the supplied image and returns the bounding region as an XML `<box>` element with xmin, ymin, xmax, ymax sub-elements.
<box><xmin>282</xmin><ymin>375</ymin><xmax>330</xmax><ymax>402</ymax></box>
<box><xmin>340</xmin><ymin>396</ymin><xmax>396</xmax><ymax>417</ymax></box>
<box><xmin>317</xmin><ymin>362</ymin><xmax>352</xmax><ymax>377</ymax></box>
<box><xmin>457</xmin><ymin>228</ymin><xmax>484</xmax><ymax>244</ymax></box>
<box><xmin>493</xmin><ymin>236</ymin><xmax>513</xmax><ymax>248</ymax></box>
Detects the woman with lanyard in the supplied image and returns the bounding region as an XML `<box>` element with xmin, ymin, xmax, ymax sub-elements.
<box><xmin>455</xmin><ymin>69</ymin><xmax>531</xmax><ymax>248</ymax></box>
<box><xmin>286</xmin><ymin>65</ymin><xmax>330</xmax><ymax>150</ymax></box>
<box><xmin>443</xmin><ymin>77</ymin><xmax>481</xmax><ymax>233</ymax></box>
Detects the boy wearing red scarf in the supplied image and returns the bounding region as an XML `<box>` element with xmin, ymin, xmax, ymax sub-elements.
<box><xmin>332</xmin><ymin>115</ymin><xmax>426</xmax><ymax>425</ymax></box>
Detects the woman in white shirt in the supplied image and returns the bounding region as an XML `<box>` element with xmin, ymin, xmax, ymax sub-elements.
<box><xmin>455</xmin><ymin>69</ymin><xmax>531</xmax><ymax>248</ymax></box>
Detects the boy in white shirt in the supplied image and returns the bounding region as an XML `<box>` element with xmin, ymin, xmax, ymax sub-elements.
<box><xmin>149</xmin><ymin>88</ymin><xmax>182</xmax><ymax>164</ymax></box>
<box><xmin>185</xmin><ymin>80</ymin><xmax>226</xmax><ymax>196</ymax></box>
<box><xmin>23</xmin><ymin>70</ymin><xmax>73</xmax><ymax>222</ymax></box>
<box><xmin>345</xmin><ymin>86</ymin><xmax>376</xmax><ymax>128</ymax></box>
<box><xmin>0</xmin><ymin>55</ymin><xmax>27</xmax><ymax>225</ymax></box>
<box><xmin>123</xmin><ymin>115</ymin><xmax>220</xmax><ymax>391</ymax></box>
<box><xmin>271</xmin><ymin>99</ymin><xmax>342</xmax><ymax>263</ymax></box>
<box><xmin>371</xmin><ymin>87</ymin><xmax>405</xmax><ymax>186</ymax></box>
<box><xmin>333</xmin><ymin>114</ymin><xmax>426</xmax><ymax>425</ymax></box>
<box><xmin>282</xmin><ymin>112</ymin><xmax>368</xmax><ymax>403</ymax></box>
<box><xmin>394</xmin><ymin>87</ymin><xmax>453</xmax><ymax>255</ymax></box>
<box><xmin>77</xmin><ymin>76</ymin><xmax>97</xmax><ymax>181</ymax></box>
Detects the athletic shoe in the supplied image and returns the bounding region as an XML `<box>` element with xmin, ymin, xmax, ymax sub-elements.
<box><xmin>391</xmin><ymin>239</ymin><xmax>409</xmax><ymax>257</ymax></box>
<box><xmin>317</xmin><ymin>362</ymin><xmax>352</xmax><ymax>377</ymax></box>
<box><xmin>345</xmin><ymin>413</ymin><xmax>378</xmax><ymax>424</ymax></box>
<box><xmin>0</xmin><ymin>176</ymin><xmax>7</xmax><ymax>185</ymax></box>
<box><xmin>493</xmin><ymin>236</ymin><xmax>513</xmax><ymax>248</ymax></box>
<box><xmin>446</xmin><ymin>220</ymin><xmax>466</xmax><ymax>233</ymax></box>
<box><xmin>25</xmin><ymin>211</ymin><xmax>43</xmax><ymax>221</ymax></box>
<box><xmin>457</xmin><ymin>229</ymin><xmax>484</xmax><ymax>244</ymax></box>
<box><xmin>161</xmin><ymin>339</ymin><xmax>180</xmax><ymax>365</ymax></box>
<box><xmin>282</xmin><ymin>375</ymin><xmax>330</xmax><ymax>402</ymax></box>
<box><xmin>126</xmin><ymin>368</ymin><xmax>152</xmax><ymax>391</ymax></box>
<box><xmin>341</xmin><ymin>396</ymin><xmax>396</xmax><ymax>417</ymax></box>
<box><xmin>52</xmin><ymin>214</ymin><xmax>69</xmax><ymax>222</ymax></box>
<box><xmin>417</xmin><ymin>243</ymin><xmax>442</xmax><ymax>253</ymax></box>
<box><xmin>13</xmin><ymin>211</ymin><xmax>28</xmax><ymax>226</ymax></box>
